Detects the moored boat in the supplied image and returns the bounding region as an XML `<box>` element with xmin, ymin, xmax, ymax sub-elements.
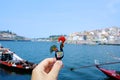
<box><xmin>96</xmin><ymin>65</ymin><xmax>120</xmax><ymax>80</ymax></box>
<box><xmin>0</xmin><ymin>46</ymin><xmax>37</xmax><ymax>74</ymax></box>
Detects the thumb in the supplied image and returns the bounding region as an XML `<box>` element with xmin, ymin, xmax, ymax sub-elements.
<box><xmin>49</xmin><ymin>60</ymin><xmax>63</xmax><ymax>79</ymax></box>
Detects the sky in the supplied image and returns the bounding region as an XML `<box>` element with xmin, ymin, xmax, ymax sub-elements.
<box><xmin>0</xmin><ymin>0</ymin><xmax>120</xmax><ymax>38</ymax></box>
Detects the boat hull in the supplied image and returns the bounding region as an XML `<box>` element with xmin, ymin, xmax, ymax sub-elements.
<box><xmin>96</xmin><ymin>65</ymin><xmax>120</xmax><ymax>80</ymax></box>
<box><xmin>0</xmin><ymin>60</ymin><xmax>35</xmax><ymax>74</ymax></box>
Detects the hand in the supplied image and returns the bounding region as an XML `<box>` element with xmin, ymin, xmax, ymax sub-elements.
<box><xmin>31</xmin><ymin>58</ymin><xmax>63</xmax><ymax>80</ymax></box>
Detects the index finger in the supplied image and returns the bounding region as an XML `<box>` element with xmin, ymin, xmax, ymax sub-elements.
<box><xmin>35</xmin><ymin>58</ymin><xmax>56</xmax><ymax>70</ymax></box>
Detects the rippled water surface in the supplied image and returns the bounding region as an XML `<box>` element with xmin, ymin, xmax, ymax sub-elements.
<box><xmin>0</xmin><ymin>41</ymin><xmax>120</xmax><ymax>80</ymax></box>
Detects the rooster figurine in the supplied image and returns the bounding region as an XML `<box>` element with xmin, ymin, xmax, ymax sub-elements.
<box><xmin>50</xmin><ymin>36</ymin><xmax>66</xmax><ymax>60</ymax></box>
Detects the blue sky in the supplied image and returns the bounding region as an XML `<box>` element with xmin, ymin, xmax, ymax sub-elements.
<box><xmin>0</xmin><ymin>0</ymin><xmax>120</xmax><ymax>38</ymax></box>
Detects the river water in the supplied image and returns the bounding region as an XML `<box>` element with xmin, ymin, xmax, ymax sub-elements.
<box><xmin>0</xmin><ymin>41</ymin><xmax>120</xmax><ymax>80</ymax></box>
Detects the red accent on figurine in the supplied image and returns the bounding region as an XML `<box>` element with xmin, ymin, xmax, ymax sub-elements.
<box><xmin>58</xmin><ymin>36</ymin><xmax>66</xmax><ymax>43</ymax></box>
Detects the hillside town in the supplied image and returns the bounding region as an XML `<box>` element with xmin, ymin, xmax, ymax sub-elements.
<box><xmin>0</xmin><ymin>27</ymin><xmax>120</xmax><ymax>45</ymax></box>
<box><xmin>66</xmin><ymin>27</ymin><xmax>120</xmax><ymax>45</ymax></box>
<box><xmin>0</xmin><ymin>31</ymin><xmax>30</xmax><ymax>41</ymax></box>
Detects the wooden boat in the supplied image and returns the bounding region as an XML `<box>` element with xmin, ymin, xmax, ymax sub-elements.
<box><xmin>96</xmin><ymin>65</ymin><xmax>120</xmax><ymax>80</ymax></box>
<box><xmin>0</xmin><ymin>46</ymin><xmax>37</xmax><ymax>74</ymax></box>
<box><xmin>70</xmin><ymin>59</ymin><xmax>120</xmax><ymax>79</ymax></box>
<box><xmin>94</xmin><ymin>59</ymin><xmax>120</xmax><ymax>80</ymax></box>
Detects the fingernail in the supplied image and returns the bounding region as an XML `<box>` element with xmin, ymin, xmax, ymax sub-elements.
<box><xmin>56</xmin><ymin>60</ymin><xmax>63</xmax><ymax>65</ymax></box>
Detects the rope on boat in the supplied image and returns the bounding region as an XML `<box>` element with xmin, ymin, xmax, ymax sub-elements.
<box><xmin>70</xmin><ymin>61</ymin><xmax>120</xmax><ymax>71</ymax></box>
